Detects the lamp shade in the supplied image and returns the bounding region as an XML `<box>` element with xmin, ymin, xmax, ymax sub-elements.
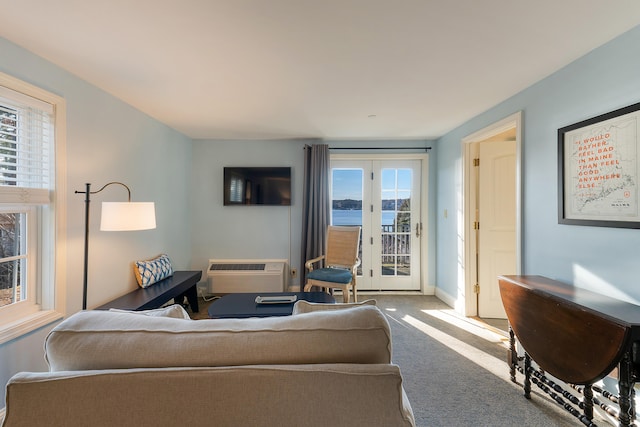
<box><xmin>100</xmin><ymin>202</ymin><xmax>156</xmax><ymax>231</ymax></box>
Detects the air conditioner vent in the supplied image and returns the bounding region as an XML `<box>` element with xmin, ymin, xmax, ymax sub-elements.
<box><xmin>206</xmin><ymin>259</ymin><xmax>286</xmax><ymax>293</ymax></box>
<box><xmin>209</xmin><ymin>263</ymin><xmax>265</xmax><ymax>271</ymax></box>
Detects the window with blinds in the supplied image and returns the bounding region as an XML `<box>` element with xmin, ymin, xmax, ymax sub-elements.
<box><xmin>0</xmin><ymin>72</ymin><xmax>63</xmax><ymax>344</ymax></box>
<box><xmin>0</xmin><ymin>85</ymin><xmax>53</xmax><ymax>314</ymax></box>
<box><xmin>0</xmin><ymin>86</ymin><xmax>53</xmax><ymax>203</ymax></box>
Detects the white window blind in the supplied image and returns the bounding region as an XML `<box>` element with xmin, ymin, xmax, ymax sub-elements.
<box><xmin>0</xmin><ymin>85</ymin><xmax>52</xmax><ymax>204</ymax></box>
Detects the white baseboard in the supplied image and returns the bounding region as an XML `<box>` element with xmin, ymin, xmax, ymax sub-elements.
<box><xmin>422</xmin><ymin>284</ymin><xmax>436</xmax><ymax>295</ymax></box>
<box><xmin>435</xmin><ymin>286</ymin><xmax>457</xmax><ymax>309</ymax></box>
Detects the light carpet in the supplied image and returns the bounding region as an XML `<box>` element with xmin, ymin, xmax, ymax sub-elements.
<box><xmin>187</xmin><ymin>294</ymin><xmax>605</xmax><ymax>427</ymax></box>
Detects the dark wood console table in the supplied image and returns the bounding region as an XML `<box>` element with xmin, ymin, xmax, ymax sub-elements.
<box><xmin>97</xmin><ymin>270</ymin><xmax>202</xmax><ymax>312</ymax></box>
<box><xmin>499</xmin><ymin>275</ymin><xmax>640</xmax><ymax>427</ymax></box>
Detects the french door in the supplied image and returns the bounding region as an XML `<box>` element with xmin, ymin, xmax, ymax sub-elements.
<box><xmin>330</xmin><ymin>156</ymin><xmax>424</xmax><ymax>291</ymax></box>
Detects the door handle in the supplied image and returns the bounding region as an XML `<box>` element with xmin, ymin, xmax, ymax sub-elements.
<box><xmin>416</xmin><ymin>222</ymin><xmax>421</xmax><ymax>237</ymax></box>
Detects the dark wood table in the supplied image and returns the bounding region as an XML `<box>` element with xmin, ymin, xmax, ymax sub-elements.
<box><xmin>499</xmin><ymin>275</ymin><xmax>640</xmax><ymax>427</ymax></box>
<box><xmin>207</xmin><ymin>292</ymin><xmax>335</xmax><ymax>319</ymax></box>
<box><xmin>97</xmin><ymin>270</ymin><xmax>202</xmax><ymax>312</ymax></box>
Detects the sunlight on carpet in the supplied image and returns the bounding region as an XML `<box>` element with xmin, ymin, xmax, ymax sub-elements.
<box><xmin>401</xmin><ymin>314</ymin><xmax>511</xmax><ymax>381</ymax></box>
<box><xmin>421</xmin><ymin>309</ymin><xmax>509</xmax><ymax>346</ymax></box>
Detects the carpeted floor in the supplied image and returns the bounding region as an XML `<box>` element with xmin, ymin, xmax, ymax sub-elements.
<box><xmin>186</xmin><ymin>294</ymin><xmax>605</xmax><ymax>427</ymax></box>
<box><xmin>188</xmin><ymin>295</ymin><xmax>220</xmax><ymax>320</ymax></box>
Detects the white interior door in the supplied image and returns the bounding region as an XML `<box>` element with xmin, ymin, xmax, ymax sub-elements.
<box><xmin>477</xmin><ymin>140</ymin><xmax>516</xmax><ymax>318</ymax></box>
<box><xmin>330</xmin><ymin>157</ymin><xmax>423</xmax><ymax>291</ymax></box>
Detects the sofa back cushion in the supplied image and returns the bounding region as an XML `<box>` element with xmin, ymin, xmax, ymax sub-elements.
<box><xmin>45</xmin><ymin>305</ymin><xmax>392</xmax><ymax>371</ymax></box>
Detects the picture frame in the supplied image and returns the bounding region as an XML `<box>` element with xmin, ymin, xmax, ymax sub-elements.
<box><xmin>558</xmin><ymin>102</ymin><xmax>640</xmax><ymax>228</ymax></box>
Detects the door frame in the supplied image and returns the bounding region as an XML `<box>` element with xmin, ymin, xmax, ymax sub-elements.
<box><xmin>330</xmin><ymin>153</ymin><xmax>429</xmax><ymax>294</ymax></box>
<box><xmin>461</xmin><ymin>112</ymin><xmax>522</xmax><ymax>317</ymax></box>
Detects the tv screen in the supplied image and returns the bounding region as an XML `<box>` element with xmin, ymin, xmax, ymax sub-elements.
<box><xmin>224</xmin><ymin>167</ymin><xmax>291</xmax><ymax>206</ymax></box>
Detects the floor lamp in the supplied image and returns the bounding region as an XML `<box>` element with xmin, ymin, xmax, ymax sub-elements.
<box><xmin>75</xmin><ymin>182</ymin><xmax>156</xmax><ymax>310</ymax></box>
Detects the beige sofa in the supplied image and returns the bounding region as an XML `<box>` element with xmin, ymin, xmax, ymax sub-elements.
<box><xmin>2</xmin><ymin>302</ymin><xmax>415</xmax><ymax>427</ymax></box>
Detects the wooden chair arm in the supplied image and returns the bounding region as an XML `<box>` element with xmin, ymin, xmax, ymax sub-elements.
<box><xmin>305</xmin><ymin>255</ymin><xmax>325</xmax><ymax>272</ymax></box>
<box><xmin>352</xmin><ymin>257</ymin><xmax>361</xmax><ymax>274</ymax></box>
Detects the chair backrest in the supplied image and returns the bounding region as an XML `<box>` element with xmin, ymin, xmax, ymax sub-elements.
<box><xmin>325</xmin><ymin>225</ymin><xmax>361</xmax><ymax>269</ymax></box>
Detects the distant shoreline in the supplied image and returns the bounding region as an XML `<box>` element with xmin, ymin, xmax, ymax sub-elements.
<box><xmin>333</xmin><ymin>199</ymin><xmax>407</xmax><ymax>210</ymax></box>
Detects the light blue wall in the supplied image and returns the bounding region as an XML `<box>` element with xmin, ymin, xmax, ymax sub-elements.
<box><xmin>190</xmin><ymin>139</ymin><xmax>304</xmax><ymax>285</ymax></box>
<box><xmin>190</xmin><ymin>139</ymin><xmax>438</xmax><ymax>290</ymax></box>
<box><xmin>436</xmin><ymin>25</ymin><xmax>640</xmax><ymax>304</ymax></box>
<box><xmin>0</xmin><ymin>37</ymin><xmax>193</xmax><ymax>406</ymax></box>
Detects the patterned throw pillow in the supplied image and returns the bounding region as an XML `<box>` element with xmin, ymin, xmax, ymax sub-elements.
<box><xmin>134</xmin><ymin>254</ymin><xmax>173</xmax><ymax>288</ymax></box>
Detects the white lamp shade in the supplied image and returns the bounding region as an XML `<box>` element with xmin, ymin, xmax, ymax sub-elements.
<box><xmin>100</xmin><ymin>202</ymin><xmax>156</xmax><ymax>231</ymax></box>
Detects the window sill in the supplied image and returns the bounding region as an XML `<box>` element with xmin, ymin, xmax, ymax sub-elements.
<box><xmin>0</xmin><ymin>310</ymin><xmax>63</xmax><ymax>345</ymax></box>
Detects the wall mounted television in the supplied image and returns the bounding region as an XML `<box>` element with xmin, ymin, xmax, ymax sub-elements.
<box><xmin>224</xmin><ymin>167</ymin><xmax>291</xmax><ymax>206</ymax></box>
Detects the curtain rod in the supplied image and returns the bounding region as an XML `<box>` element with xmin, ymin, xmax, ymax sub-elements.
<box><xmin>330</xmin><ymin>146</ymin><xmax>431</xmax><ymax>151</ymax></box>
<box><xmin>304</xmin><ymin>145</ymin><xmax>431</xmax><ymax>151</ymax></box>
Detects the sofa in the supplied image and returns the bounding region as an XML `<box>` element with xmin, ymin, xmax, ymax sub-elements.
<box><xmin>2</xmin><ymin>301</ymin><xmax>415</xmax><ymax>427</ymax></box>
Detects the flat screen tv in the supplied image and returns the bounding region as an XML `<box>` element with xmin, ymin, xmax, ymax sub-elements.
<box><xmin>224</xmin><ymin>167</ymin><xmax>291</xmax><ymax>206</ymax></box>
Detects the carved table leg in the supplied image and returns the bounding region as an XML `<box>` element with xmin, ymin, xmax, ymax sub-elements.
<box><xmin>524</xmin><ymin>352</ymin><xmax>531</xmax><ymax>399</ymax></box>
<box><xmin>509</xmin><ymin>325</ymin><xmax>517</xmax><ymax>383</ymax></box>
<box><xmin>618</xmin><ymin>351</ymin><xmax>634</xmax><ymax>427</ymax></box>
<box><xmin>582</xmin><ymin>384</ymin><xmax>593</xmax><ymax>422</ymax></box>
<box><xmin>632</xmin><ymin>386</ymin><xmax>636</xmax><ymax>422</ymax></box>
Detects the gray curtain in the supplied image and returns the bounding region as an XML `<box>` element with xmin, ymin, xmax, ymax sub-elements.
<box><xmin>300</xmin><ymin>144</ymin><xmax>330</xmax><ymax>289</ymax></box>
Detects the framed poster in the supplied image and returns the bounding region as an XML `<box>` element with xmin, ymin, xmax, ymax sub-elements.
<box><xmin>558</xmin><ymin>102</ymin><xmax>640</xmax><ymax>228</ymax></box>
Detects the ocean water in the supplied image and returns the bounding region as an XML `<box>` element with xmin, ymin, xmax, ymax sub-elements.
<box><xmin>332</xmin><ymin>209</ymin><xmax>395</xmax><ymax>226</ymax></box>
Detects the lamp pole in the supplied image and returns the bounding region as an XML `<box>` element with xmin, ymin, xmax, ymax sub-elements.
<box><xmin>75</xmin><ymin>182</ymin><xmax>133</xmax><ymax>310</ymax></box>
<box><xmin>80</xmin><ymin>183</ymin><xmax>91</xmax><ymax>310</ymax></box>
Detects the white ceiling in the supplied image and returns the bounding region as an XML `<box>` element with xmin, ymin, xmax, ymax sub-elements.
<box><xmin>2</xmin><ymin>1</ymin><xmax>640</xmax><ymax>140</ymax></box>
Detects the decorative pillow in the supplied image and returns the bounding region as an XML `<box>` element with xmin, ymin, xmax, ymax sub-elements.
<box><xmin>109</xmin><ymin>304</ymin><xmax>190</xmax><ymax>319</ymax></box>
<box><xmin>134</xmin><ymin>254</ymin><xmax>173</xmax><ymax>288</ymax></box>
<box><xmin>292</xmin><ymin>299</ymin><xmax>377</xmax><ymax>315</ymax></box>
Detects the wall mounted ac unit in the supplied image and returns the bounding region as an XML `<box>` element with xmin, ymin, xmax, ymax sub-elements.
<box><xmin>206</xmin><ymin>259</ymin><xmax>286</xmax><ymax>294</ymax></box>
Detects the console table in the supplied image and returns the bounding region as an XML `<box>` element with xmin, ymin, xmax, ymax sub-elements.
<box><xmin>499</xmin><ymin>275</ymin><xmax>640</xmax><ymax>427</ymax></box>
<box><xmin>97</xmin><ymin>270</ymin><xmax>202</xmax><ymax>312</ymax></box>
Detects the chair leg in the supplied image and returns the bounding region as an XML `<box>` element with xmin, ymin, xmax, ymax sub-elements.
<box><xmin>352</xmin><ymin>283</ymin><xmax>357</xmax><ymax>303</ymax></box>
<box><xmin>303</xmin><ymin>282</ymin><xmax>312</xmax><ymax>292</ymax></box>
<box><xmin>343</xmin><ymin>287</ymin><xmax>350</xmax><ymax>303</ymax></box>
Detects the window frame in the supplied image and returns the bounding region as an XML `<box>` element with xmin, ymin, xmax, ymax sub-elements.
<box><xmin>0</xmin><ymin>72</ymin><xmax>66</xmax><ymax>344</ymax></box>
<box><xmin>0</xmin><ymin>208</ymin><xmax>36</xmax><ymax>319</ymax></box>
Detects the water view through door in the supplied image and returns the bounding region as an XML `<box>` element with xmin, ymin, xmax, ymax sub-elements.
<box><xmin>330</xmin><ymin>158</ymin><xmax>422</xmax><ymax>291</ymax></box>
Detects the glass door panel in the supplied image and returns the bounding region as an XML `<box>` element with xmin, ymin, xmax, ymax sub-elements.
<box><xmin>330</xmin><ymin>166</ymin><xmax>367</xmax><ymax>277</ymax></box>
<box><xmin>330</xmin><ymin>157</ymin><xmax>422</xmax><ymax>291</ymax></box>
<box><xmin>380</xmin><ymin>168</ymin><xmax>413</xmax><ymax>277</ymax></box>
